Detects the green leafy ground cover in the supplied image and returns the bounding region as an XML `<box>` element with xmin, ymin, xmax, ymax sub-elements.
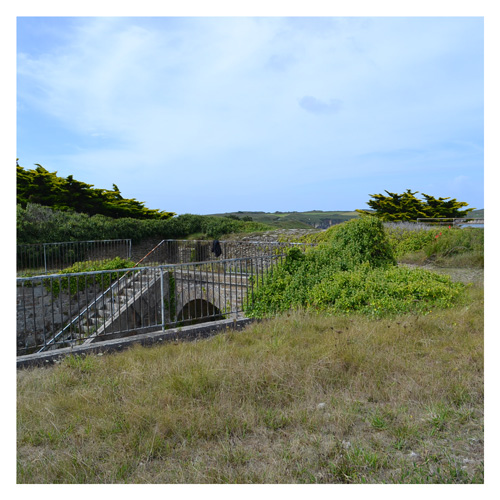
<box><xmin>42</xmin><ymin>257</ymin><xmax>136</xmax><ymax>298</ymax></box>
<box><xmin>247</xmin><ymin>217</ymin><xmax>466</xmax><ymax>319</ymax></box>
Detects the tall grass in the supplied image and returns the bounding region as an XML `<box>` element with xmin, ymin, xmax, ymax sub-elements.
<box><xmin>384</xmin><ymin>224</ymin><xmax>483</xmax><ymax>268</ymax></box>
<box><xmin>300</xmin><ymin>221</ymin><xmax>484</xmax><ymax>269</ymax></box>
<box><xmin>17</xmin><ymin>284</ymin><xmax>483</xmax><ymax>484</ymax></box>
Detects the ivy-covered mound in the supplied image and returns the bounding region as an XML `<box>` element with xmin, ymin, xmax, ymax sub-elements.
<box><xmin>246</xmin><ymin>217</ymin><xmax>465</xmax><ymax>318</ymax></box>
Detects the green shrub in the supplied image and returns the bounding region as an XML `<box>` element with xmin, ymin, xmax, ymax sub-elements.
<box><xmin>17</xmin><ymin>203</ymin><xmax>272</xmax><ymax>245</ymax></box>
<box><xmin>247</xmin><ymin>261</ymin><xmax>464</xmax><ymax>318</ymax></box>
<box><xmin>247</xmin><ymin>217</ymin><xmax>465</xmax><ymax>318</ymax></box>
<box><xmin>308</xmin><ymin>264</ymin><xmax>464</xmax><ymax>316</ymax></box>
<box><xmin>326</xmin><ymin>216</ymin><xmax>396</xmax><ymax>270</ymax></box>
<box><xmin>44</xmin><ymin>257</ymin><xmax>136</xmax><ymax>298</ymax></box>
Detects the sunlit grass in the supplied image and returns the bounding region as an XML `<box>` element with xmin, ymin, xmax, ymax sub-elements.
<box><xmin>17</xmin><ymin>283</ymin><xmax>483</xmax><ymax>483</ymax></box>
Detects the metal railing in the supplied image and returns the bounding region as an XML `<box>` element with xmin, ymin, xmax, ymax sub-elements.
<box><xmin>17</xmin><ymin>239</ymin><xmax>132</xmax><ymax>275</ymax></box>
<box><xmin>16</xmin><ymin>253</ymin><xmax>285</xmax><ymax>356</ymax></box>
<box><xmin>138</xmin><ymin>239</ymin><xmax>312</xmax><ymax>266</ymax></box>
<box><xmin>17</xmin><ymin>238</ymin><xmax>311</xmax><ymax>275</ymax></box>
<box><xmin>416</xmin><ymin>218</ymin><xmax>484</xmax><ymax>226</ymax></box>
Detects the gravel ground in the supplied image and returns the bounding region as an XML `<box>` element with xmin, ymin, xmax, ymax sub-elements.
<box><xmin>225</xmin><ymin>228</ymin><xmax>319</xmax><ymax>242</ymax></box>
<box><xmin>400</xmin><ymin>263</ymin><xmax>484</xmax><ymax>286</ymax></box>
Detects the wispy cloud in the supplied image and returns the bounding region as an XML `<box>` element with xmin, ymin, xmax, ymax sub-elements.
<box><xmin>17</xmin><ymin>17</ymin><xmax>484</xmax><ymax>213</ymax></box>
<box><xmin>298</xmin><ymin>96</ymin><xmax>342</xmax><ymax>114</ymax></box>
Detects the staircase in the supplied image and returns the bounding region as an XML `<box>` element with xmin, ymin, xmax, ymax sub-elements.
<box><xmin>80</xmin><ymin>267</ymin><xmax>164</xmax><ymax>345</ymax></box>
<box><xmin>39</xmin><ymin>267</ymin><xmax>165</xmax><ymax>351</ymax></box>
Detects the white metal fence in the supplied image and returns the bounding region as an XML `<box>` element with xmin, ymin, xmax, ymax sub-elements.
<box><xmin>17</xmin><ymin>239</ymin><xmax>132</xmax><ymax>275</ymax></box>
<box><xmin>16</xmin><ymin>254</ymin><xmax>285</xmax><ymax>356</ymax></box>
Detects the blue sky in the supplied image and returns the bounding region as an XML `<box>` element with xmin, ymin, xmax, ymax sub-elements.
<box><xmin>16</xmin><ymin>15</ymin><xmax>484</xmax><ymax>215</ymax></box>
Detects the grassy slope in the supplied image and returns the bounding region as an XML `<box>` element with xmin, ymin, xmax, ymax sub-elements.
<box><xmin>17</xmin><ymin>283</ymin><xmax>483</xmax><ymax>484</ymax></box>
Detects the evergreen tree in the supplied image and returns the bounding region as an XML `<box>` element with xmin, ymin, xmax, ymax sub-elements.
<box><xmin>356</xmin><ymin>189</ymin><xmax>474</xmax><ymax>221</ymax></box>
<box><xmin>16</xmin><ymin>162</ymin><xmax>175</xmax><ymax>220</ymax></box>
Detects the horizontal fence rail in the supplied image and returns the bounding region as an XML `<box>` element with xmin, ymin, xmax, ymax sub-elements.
<box><xmin>16</xmin><ymin>254</ymin><xmax>287</xmax><ymax>356</ymax></box>
<box><xmin>17</xmin><ymin>238</ymin><xmax>312</xmax><ymax>276</ymax></box>
<box><xmin>17</xmin><ymin>239</ymin><xmax>132</xmax><ymax>276</ymax></box>
<box><xmin>416</xmin><ymin>218</ymin><xmax>484</xmax><ymax>226</ymax></box>
<box><xmin>138</xmin><ymin>239</ymin><xmax>312</xmax><ymax>266</ymax></box>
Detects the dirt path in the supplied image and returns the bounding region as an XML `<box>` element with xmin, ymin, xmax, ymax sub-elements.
<box><xmin>400</xmin><ymin>263</ymin><xmax>484</xmax><ymax>286</ymax></box>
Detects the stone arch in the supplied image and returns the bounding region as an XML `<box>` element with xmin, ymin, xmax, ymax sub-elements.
<box><xmin>176</xmin><ymin>298</ymin><xmax>223</xmax><ymax>326</ymax></box>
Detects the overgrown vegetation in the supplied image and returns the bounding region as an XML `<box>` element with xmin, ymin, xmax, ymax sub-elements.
<box><xmin>16</xmin><ymin>203</ymin><xmax>485</xmax><ymax>485</ymax></box>
<box><xmin>17</xmin><ymin>281</ymin><xmax>483</xmax><ymax>483</ymax></box>
<box><xmin>42</xmin><ymin>257</ymin><xmax>136</xmax><ymax>298</ymax></box>
<box><xmin>17</xmin><ymin>203</ymin><xmax>272</xmax><ymax>244</ymax></box>
<box><xmin>299</xmin><ymin>221</ymin><xmax>484</xmax><ymax>269</ymax></box>
<box><xmin>247</xmin><ymin>217</ymin><xmax>466</xmax><ymax>319</ymax></box>
<box><xmin>384</xmin><ymin>224</ymin><xmax>484</xmax><ymax>268</ymax></box>
<box><xmin>16</xmin><ymin>212</ymin><xmax>484</xmax><ymax>484</ymax></box>
<box><xmin>356</xmin><ymin>189</ymin><xmax>474</xmax><ymax>221</ymax></box>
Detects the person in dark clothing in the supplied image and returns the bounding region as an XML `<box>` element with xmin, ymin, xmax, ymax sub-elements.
<box><xmin>211</xmin><ymin>239</ymin><xmax>222</xmax><ymax>257</ymax></box>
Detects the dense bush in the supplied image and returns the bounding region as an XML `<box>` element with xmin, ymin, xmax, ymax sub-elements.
<box><xmin>247</xmin><ymin>217</ymin><xmax>465</xmax><ymax>318</ymax></box>
<box><xmin>248</xmin><ymin>262</ymin><xmax>464</xmax><ymax>318</ymax></box>
<box><xmin>17</xmin><ymin>203</ymin><xmax>271</xmax><ymax>244</ymax></box>
<box><xmin>326</xmin><ymin>215</ymin><xmax>397</xmax><ymax>269</ymax></box>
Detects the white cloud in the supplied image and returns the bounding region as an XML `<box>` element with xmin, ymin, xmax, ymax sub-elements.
<box><xmin>17</xmin><ymin>17</ymin><xmax>484</xmax><ymax>212</ymax></box>
<box><xmin>298</xmin><ymin>96</ymin><xmax>342</xmax><ymax>114</ymax></box>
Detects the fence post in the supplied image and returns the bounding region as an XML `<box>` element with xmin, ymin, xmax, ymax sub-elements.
<box><xmin>160</xmin><ymin>268</ymin><xmax>165</xmax><ymax>331</ymax></box>
<box><xmin>43</xmin><ymin>244</ymin><xmax>47</xmax><ymax>274</ymax></box>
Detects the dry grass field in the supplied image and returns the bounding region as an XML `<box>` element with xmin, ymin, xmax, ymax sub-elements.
<box><xmin>17</xmin><ymin>278</ymin><xmax>483</xmax><ymax>483</ymax></box>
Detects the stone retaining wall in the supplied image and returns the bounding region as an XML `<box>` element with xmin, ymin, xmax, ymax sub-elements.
<box><xmin>16</xmin><ymin>282</ymin><xmax>102</xmax><ymax>353</ymax></box>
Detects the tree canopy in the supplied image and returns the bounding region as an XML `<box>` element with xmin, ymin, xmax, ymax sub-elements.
<box><xmin>356</xmin><ymin>189</ymin><xmax>474</xmax><ymax>221</ymax></box>
<box><xmin>16</xmin><ymin>162</ymin><xmax>175</xmax><ymax>220</ymax></box>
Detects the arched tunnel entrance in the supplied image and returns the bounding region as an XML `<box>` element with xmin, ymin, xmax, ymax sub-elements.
<box><xmin>176</xmin><ymin>299</ymin><xmax>223</xmax><ymax>326</ymax></box>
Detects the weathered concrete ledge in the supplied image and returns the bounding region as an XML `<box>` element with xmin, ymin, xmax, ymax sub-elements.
<box><xmin>17</xmin><ymin>317</ymin><xmax>257</xmax><ymax>370</ymax></box>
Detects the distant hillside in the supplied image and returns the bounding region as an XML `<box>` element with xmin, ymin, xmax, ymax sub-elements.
<box><xmin>209</xmin><ymin>208</ymin><xmax>483</xmax><ymax>228</ymax></box>
<box><xmin>209</xmin><ymin>210</ymin><xmax>360</xmax><ymax>229</ymax></box>
<box><xmin>468</xmin><ymin>209</ymin><xmax>484</xmax><ymax>219</ymax></box>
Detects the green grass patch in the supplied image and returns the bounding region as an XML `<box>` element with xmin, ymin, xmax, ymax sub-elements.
<box><xmin>385</xmin><ymin>224</ymin><xmax>484</xmax><ymax>268</ymax></box>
